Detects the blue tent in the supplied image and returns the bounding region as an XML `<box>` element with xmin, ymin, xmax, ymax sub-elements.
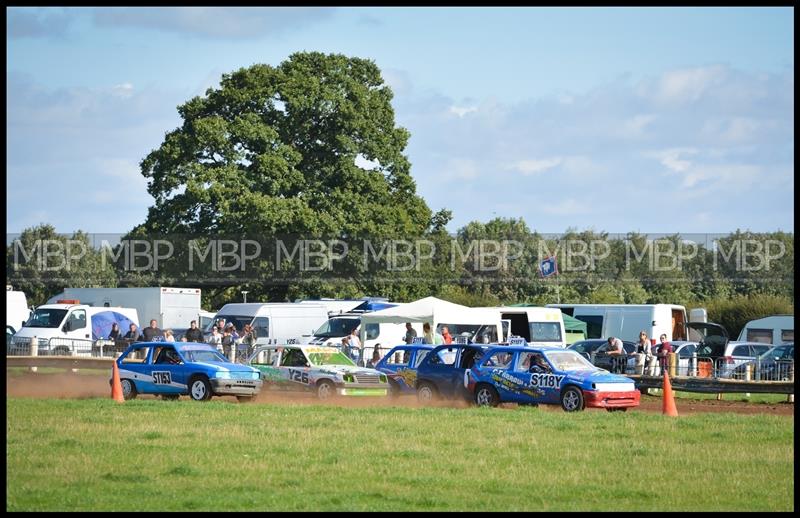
<box><xmin>91</xmin><ymin>311</ymin><xmax>136</xmax><ymax>340</ymax></box>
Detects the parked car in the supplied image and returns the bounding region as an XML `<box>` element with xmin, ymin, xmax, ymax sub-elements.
<box><xmin>415</xmin><ymin>344</ymin><xmax>490</xmax><ymax>403</ymax></box>
<box><xmin>731</xmin><ymin>343</ymin><xmax>794</xmax><ymax>381</ymax></box>
<box><xmin>374</xmin><ymin>344</ymin><xmax>435</xmax><ymax>395</ymax></box>
<box><xmin>695</xmin><ymin>340</ymin><xmax>773</xmax><ymax>378</ymax></box>
<box><xmin>466</xmin><ymin>345</ymin><xmax>640</xmax><ymax>412</ymax></box>
<box><xmin>246</xmin><ymin>343</ymin><xmax>389</xmax><ymax>399</ymax></box>
<box><xmin>567</xmin><ymin>339</ymin><xmax>636</xmax><ymax>372</ymax></box>
<box><xmin>114</xmin><ymin>341</ymin><xmax>263</xmax><ymax>402</ymax></box>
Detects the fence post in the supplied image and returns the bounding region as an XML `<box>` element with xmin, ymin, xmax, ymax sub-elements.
<box><xmin>789</xmin><ymin>364</ymin><xmax>795</xmax><ymax>403</ymax></box>
<box><xmin>668</xmin><ymin>352</ymin><xmax>677</xmax><ymax>378</ymax></box>
<box><xmin>744</xmin><ymin>364</ymin><xmax>751</xmax><ymax>400</ymax></box>
<box><xmin>228</xmin><ymin>344</ymin><xmax>237</xmax><ymax>363</ymax></box>
<box><xmin>690</xmin><ymin>352</ymin><xmax>697</xmax><ymax>377</ymax></box>
<box><xmin>29</xmin><ymin>336</ymin><xmax>38</xmax><ymax>373</ymax></box>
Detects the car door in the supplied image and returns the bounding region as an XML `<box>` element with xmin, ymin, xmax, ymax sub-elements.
<box><xmin>150</xmin><ymin>345</ymin><xmax>187</xmax><ymax>394</ymax></box>
<box><xmin>425</xmin><ymin>346</ymin><xmax>462</xmax><ymax>397</ymax></box>
<box><xmin>278</xmin><ymin>346</ymin><xmax>311</xmax><ymax>391</ymax></box>
<box><xmin>514</xmin><ymin>351</ymin><xmax>560</xmax><ymax>404</ymax></box>
<box><xmin>479</xmin><ymin>349</ymin><xmax>527</xmax><ymax>404</ymax></box>
<box><xmin>118</xmin><ymin>344</ymin><xmax>154</xmax><ymax>393</ymax></box>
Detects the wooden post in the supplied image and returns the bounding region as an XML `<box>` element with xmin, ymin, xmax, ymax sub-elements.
<box><xmin>29</xmin><ymin>336</ymin><xmax>38</xmax><ymax>373</ymax></box>
<box><xmin>744</xmin><ymin>364</ymin><xmax>751</xmax><ymax>400</ymax></box>
<box><xmin>668</xmin><ymin>352</ymin><xmax>677</xmax><ymax>378</ymax></box>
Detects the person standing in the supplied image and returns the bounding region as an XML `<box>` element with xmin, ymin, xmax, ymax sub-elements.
<box><xmin>164</xmin><ymin>329</ymin><xmax>175</xmax><ymax>342</ymax></box>
<box><xmin>107</xmin><ymin>323</ymin><xmax>122</xmax><ymax>341</ymax></box>
<box><xmin>606</xmin><ymin>337</ymin><xmax>626</xmax><ymax>374</ymax></box>
<box><xmin>404</xmin><ymin>323</ymin><xmax>417</xmax><ymax>344</ymax></box>
<box><xmin>636</xmin><ymin>331</ymin><xmax>655</xmax><ymax>375</ymax></box>
<box><xmin>441</xmin><ymin>326</ymin><xmax>453</xmax><ymax>345</ymax></box>
<box><xmin>657</xmin><ymin>333</ymin><xmax>673</xmax><ymax>375</ymax></box>
<box><xmin>207</xmin><ymin>326</ymin><xmax>223</xmax><ymax>352</ymax></box>
<box><xmin>142</xmin><ymin>319</ymin><xmax>163</xmax><ymax>342</ymax></box>
<box><xmin>123</xmin><ymin>323</ymin><xmax>142</xmax><ymax>342</ymax></box>
<box><xmin>184</xmin><ymin>320</ymin><xmax>203</xmax><ymax>342</ymax></box>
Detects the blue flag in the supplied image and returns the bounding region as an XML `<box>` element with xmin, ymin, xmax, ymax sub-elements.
<box><xmin>539</xmin><ymin>256</ymin><xmax>558</xmax><ymax>278</ymax></box>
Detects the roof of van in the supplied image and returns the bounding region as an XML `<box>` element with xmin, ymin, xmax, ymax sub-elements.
<box><xmin>216</xmin><ymin>302</ymin><xmax>327</xmax><ymax>316</ymax></box>
<box><xmin>742</xmin><ymin>315</ymin><xmax>794</xmax><ymax>326</ymax></box>
<box><xmin>546</xmin><ymin>303</ymin><xmax>685</xmax><ymax>308</ymax></box>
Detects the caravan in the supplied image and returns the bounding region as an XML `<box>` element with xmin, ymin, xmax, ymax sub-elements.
<box><xmin>491</xmin><ymin>306</ymin><xmax>567</xmax><ymax>347</ymax></box>
<box><xmin>546</xmin><ymin>304</ymin><xmax>690</xmax><ymax>343</ymax></box>
<box><xmin>737</xmin><ymin>315</ymin><xmax>794</xmax><ymax>345</ymax></box>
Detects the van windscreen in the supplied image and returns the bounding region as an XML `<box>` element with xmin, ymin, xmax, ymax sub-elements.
<box><xmin>25</xmin><ymin>308</ymin><xmax>68</xmax><ymax>328</ymax></box>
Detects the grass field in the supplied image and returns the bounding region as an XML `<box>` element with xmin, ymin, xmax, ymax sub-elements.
<box><xmin>6</xmin><ymin>398</ymin><xmax>794</xmax><ymax>511</ymax></box>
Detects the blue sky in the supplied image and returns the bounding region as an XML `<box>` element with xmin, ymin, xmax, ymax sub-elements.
<box><xmin>6</xmin><ymin>7</ymin><xmax>794</xmax><ymax>234</ymax></box>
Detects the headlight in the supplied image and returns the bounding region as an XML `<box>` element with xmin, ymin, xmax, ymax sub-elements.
<box><xmin>215</xmin><ymin>371</ymin><xmax>231</xmax><ymax>379</ymax></box>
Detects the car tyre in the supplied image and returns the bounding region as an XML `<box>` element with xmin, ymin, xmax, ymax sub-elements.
<box><xmin>416</xmin><ymin>382</ymin><xmax>437</xmax><ymax>405</ymax></box>
<box><xmin>474</xmin><ymin>384</ymin><xmax>500</xmax><ymax>407</ymax></box>
<box><xmin>189</xmin><ymin>376</ymin><xmax>212</xmax><ymax>401</ymax></box>
<box><xmin>561</xmin><ymin>386</ymin><xmax>585</xmax><ymax>412</ymax></box>
<box><xmin>316</xmin><ymin>380</ymin><xmax>335</xmax><ymax>400</ymax></box>
<box><xmin>121</xmin><ymin>379</ymin><xmax>137</xmax><ymax>401</ymax></box>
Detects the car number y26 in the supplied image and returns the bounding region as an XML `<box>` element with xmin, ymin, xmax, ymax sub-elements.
<box><xmin>288</xmin><ymin>369</ymin><xmax>309</xmax><ymax>384</ymax></box>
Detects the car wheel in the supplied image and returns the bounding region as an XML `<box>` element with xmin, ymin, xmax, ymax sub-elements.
<box><xmin>121</xmin><ymin>379</ymin><xmax>137</xmax><ymax>400</ymax></box>
<box><xmin>161</xmin><ymin>394</ymin><xmax>179</xmax><ymax>401</ymax></box>
<box><xmin>561</xmin><ymin>386</ymin><xmax>585</xmax><ymax>412</ymax></box>
<box><xmin>416</xmin><ymin>382</ymin><xmax>437</xmax><ymax>405</ymax></box>
<box><xmin>189</xmin><ymin>376</ymin><xmax>212</xmax><ymax>401</ymax></box>
<box><xmin>237</xmin><ymin>395</ymin><xmax>254</xmax><ymax>403</ymax></box>
<box><xmin>474</xmin><ymin>384</ymin><xmax>500</xmax><ymax>407</ymax></box>
<box><xmin>316</xmin><ymin>380</ymin><xmax>335</xmax><ymax>400</ymax></box>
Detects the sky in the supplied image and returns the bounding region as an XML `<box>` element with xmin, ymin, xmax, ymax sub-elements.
<box><xmin>6</xmin><ymin>7</ymin><xmax>795</xmax><ymax>236</ymax></box>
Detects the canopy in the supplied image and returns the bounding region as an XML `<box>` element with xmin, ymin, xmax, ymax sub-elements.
<box><xmin>562</xmin><ymin>314</ymin><xmax>587</xmax><ymax>334</ymax></box>
<box><xmin>91</xmin><ymin>310</ymin><xmax>136</xmax><ymax>341</ymax></box>
<box><xmin>359</xmin><ymin>296</ymin><xmax>501</xmax><ymax>329</ymax></box>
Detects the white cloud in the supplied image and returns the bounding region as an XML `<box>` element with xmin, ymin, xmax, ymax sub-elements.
<box><xmin>652</xmin><ymin>65</ymin><xmax>728</xmax><ymax>103</ymax></box>
<box><xmin>449</xmin><ymin>105</ymin><xmax>477</xmax><ymax>117</ymax></box>
<box><xmin>112</xmin><ymin>83</ymin><xmax>134</xmax><ymax>98</ymax></box>
<box><xmin>508</xmin><ymin>157</ymin><xmax>562</xmax><ymax>176</ymax></box>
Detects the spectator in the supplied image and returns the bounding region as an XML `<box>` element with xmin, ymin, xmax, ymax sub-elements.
<box><xmin>636</xmin><ymin>331</ymin><xmax>655</xmax><ymax>375</ymax></box>
<box><xmin>107</xmin><ymin>323</ymin><xmax>122</xmax><ymax>341</ymax></box>
<box><xmin>216</xmin><ymin>318</ymin><xmax>226</xmax><ymax>332</ymax></box>
<box><xmin>404</xmin><ymin>323</ymin><xmax>417</xmax><ymax>344</ymax></box>
<box><xmin>123</xmin><ymin>323</ymin><xmax>142</xmax><ymax>342</ymax></box>
<box><xmin>349</xmin><ymin>327</ymin><xmax>361</xmax><ymax>351</ymax></box>
<box><xmin>164</xmin><ymin>329</ymin><xmax>175</xmax><ymax>342</ymax></box>
<box><xmin>606</xmin><ymin>337</ymin><xmax>626</xmax><ymax>374</ymax></box>
<box><xmin>207</xmin><ymin>326</ymin><xmax>223</xmax><ymax>352</ymax></box>
<box><xmin>367</xmin><ymin>347</ymin><xmax>381</xmax><ymax>368</ymax></box>
<box><xmin>142</xmin><ymin>319</ymin><xmax>163</xmax><ymax>342</ymax></box>
<box><xmin>241</xmin><ymin>323</ymin><xmax>257</xmax><ymax>358</ymax></box>
<box><xmin>221</xmin><ymin>327</ymin><xmax>235</xmax><ymax>358</ymax></box>
<box><xmin>657</xmin><ymin>333</ymin><xmax>673</xmax><ymax>374</ymax></box>
<box><xmin>441</xmin><ymin>326</ymin><xmax>453</xmax><ymax>345</ymax></box>
<box><xmin>422</xmin><ymin>323</ymin><xmax>444</xmax><ymax>345</ymax></box>
<box><xmin>184</xmin><ymin>320</ymin><xmax>203</xmax><ymax>343</ymax></box>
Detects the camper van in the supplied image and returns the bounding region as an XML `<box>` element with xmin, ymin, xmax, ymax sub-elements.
<box><xmin>737</xmin><ymin>315</ymin><xmax>794</xmax><ymax>345</ymax></box>
<box><xmin>493</xmin><ymin>306</ymin><xmax>567</xmax><ymax>348</ymax></box>
<box><xmin>6</xmin><ymin>286</ymin><xmax>31</xmax><ymax>333</ymax></box>
<box><xmin>12</xmin><ymin>301</ymin><xmax>139</xmax><ymax>356</ymax></box>
<box><xmin>546</xmin><ymin>304</ymin><xmax>690</xmax><ymax>343</ymax></box>
<box><xmin>207</xmin><ymin>303</ymin><xmax>329</xmax><ymax>344</ymax></box>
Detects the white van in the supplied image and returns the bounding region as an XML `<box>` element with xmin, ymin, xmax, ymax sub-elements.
<box><xmin>306</xmin><ymin>312</ymin><xmax>418</xmax><ymax>359</ymax></box>
<box><xmin>546</xmin><ymin>304</ymin><xmax>690</xmax><ymax>343</ymax></box>
<box><xmin>494</xmin><ymin>306</ymin><xmax>567</xmax><ymax>347</ymax></box>
<box><xmin>208</xmin><ymin>303</ymin><xmax>329</xmax><ymax>345</ymax></box>
<box><xmin>6</xmin><ymin>286</ymin><xmax>31</xmax><ymax>333</ymax></box>
<box><xmin>12</xmin><ymin>302</ymin><xmax>139</xmax><ymax>356</ymax></box>
<box><xmin>737</xmin><ymin>315</ymin><xmax>794</xmax><ymax>345</ymax></box>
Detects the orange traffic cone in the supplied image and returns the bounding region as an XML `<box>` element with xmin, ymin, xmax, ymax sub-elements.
<box><xmin>111</xmin><ymin>360</ymin><xmax>124</xmax><ymax>403</ymax></box>
<box><xmin>662</xmin><ymin>370</ymin><xmax>678</xmax><ymax>416</ymax></box>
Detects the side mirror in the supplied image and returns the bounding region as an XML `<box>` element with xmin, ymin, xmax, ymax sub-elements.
<box><xmin>62</xmin><ymin>321</ymin><xmax>71</xmax><ymax>332</ymax></box>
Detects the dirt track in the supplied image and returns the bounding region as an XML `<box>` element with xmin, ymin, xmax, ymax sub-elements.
<box><xmin>6</xmin><ymin>371</ymin><xmax>794</xmax><ymax>416</ymax></box>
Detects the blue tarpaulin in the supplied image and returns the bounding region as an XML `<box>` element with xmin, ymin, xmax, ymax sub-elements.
<box><xmin>91</xmin><ymin>311</ymin><xmax>136</xmax><ymax>340</ymax></box>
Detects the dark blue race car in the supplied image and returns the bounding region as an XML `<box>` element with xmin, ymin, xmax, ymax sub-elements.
<box><xmin>113</xmin><ymin>341</ymin><xmax>263</xmax><ymax>402</ymax></box>
<box><xmin>374</xmin><ymin>344</ymin><xmax>435</xmax><ymax>395</ymax></box>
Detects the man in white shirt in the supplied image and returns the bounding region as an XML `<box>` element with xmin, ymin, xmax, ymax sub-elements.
<box><xmin>606</xmin><ymin>337</ymin><xmax>626</xmax><ymax>373</ymax></box>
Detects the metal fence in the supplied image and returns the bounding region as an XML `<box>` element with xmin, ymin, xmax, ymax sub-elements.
<box><xmin>9</xmin><ymin>336</ymin><xmax>134</xmax><ymax>358</ymax></box>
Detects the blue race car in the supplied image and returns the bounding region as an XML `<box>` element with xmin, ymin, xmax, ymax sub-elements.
<box><xmin>374</xmin><ymin>344</ymin><xmax>435</xmax><ymax>395</ymax></box>
<box><xmin>466</xmin><ymin>345</ymin><xmax>640</xmax><ymax>412</ymax></box>
<box><xmin>113</xmin><ymin>341</ymin><xmax>263</xmax><ymax>402</ymax></box>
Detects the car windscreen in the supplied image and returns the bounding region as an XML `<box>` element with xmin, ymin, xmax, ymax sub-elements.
<box><xmin>181</xmin><ymin>349</ymin><xmax>229</xmax><ymax>363</ymax></box>
<box><xmin>24</xmin><ymin>308</ymin><xmax>68</xmax><ymax>328</ymax></box>
<box><xmin>529</xmin><ymin>322</ymin><xmax>563</xmax><ymax>342</ymax></box>
<box><xmin>544</xmin><ymin>350</ymin><xmax>598</xmax><ymax>372</ymax></box>
<box><xmin>204</xmin><ymin>315</ymin><xmax>253</xmax><ymax>334</ymax></box>
<box><xmin>568</xmin><ymin>341</ymin><xmax>604</xmax><ymax>354</ymax></box>
<box><xmin>313</xmin><ymin>317</ymin><xmax>360</xmax><ymax>338</ymax></box>
<box><xmin>307</xmin><ymin>350</ymin><xmax>356</xmax><ymax>366</ymax></box>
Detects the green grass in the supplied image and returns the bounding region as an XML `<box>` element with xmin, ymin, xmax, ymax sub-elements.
<box><xmin>6</xmin><ymin>398</ymin><xmax>794</xmax><ymax>511</ymax></box>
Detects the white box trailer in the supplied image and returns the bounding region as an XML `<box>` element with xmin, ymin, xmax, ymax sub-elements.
<box><xmin>546</xmin><ymin>303</ymin><xmax>690</xmax><ymax>343</ymax></box>
<box><xmin>737</xmin><ymin>315</ymin><xmax>794</xmax><ymax>344</ymax></box>
<box><xmin>6</xmin><ymin>285</ymin><xmax>32</xmax><ymax>333</ymax></box>
<box><xmin>490</xmin><ymin>306</ymin><xmax>567</xmax><ymax>347</ymax></box>
<box><xmin>47</xmin><ymin>287</ymin><xmax>202</xmax><ymax>330</ymax></box>
<box><xmin>209</xmin><ymin>303</ymin><xmax>330</xmax><ymax>345</ymax></box>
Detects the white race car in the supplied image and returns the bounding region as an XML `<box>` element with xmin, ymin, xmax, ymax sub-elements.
<box><xmin>247</xmin><ymin>343</ymin><xmax>389</xmax><ymax>399</ymax></box>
